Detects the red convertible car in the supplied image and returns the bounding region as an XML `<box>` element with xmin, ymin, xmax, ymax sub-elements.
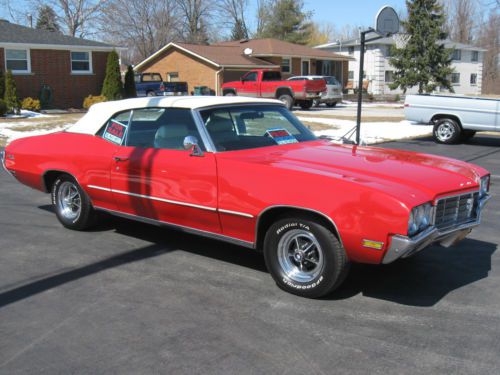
<box><xmin>1</xmin><ymin>96</ymin><xmax>491</xmax><ymax>298</ymax></box>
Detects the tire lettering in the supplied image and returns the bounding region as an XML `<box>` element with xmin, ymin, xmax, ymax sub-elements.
<box><xmin>282</xmin><ymin>275</ymin><xmax>323</xmax><ymax>290</ymax></box>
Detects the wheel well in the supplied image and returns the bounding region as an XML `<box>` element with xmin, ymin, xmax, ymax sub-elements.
<box><xmin>42</xmin><ymin>170</ymin><xmax>70</xmax><ymax>193</ymax></box>
<box><xmin>223</xmin><ymin>88</ymin><xmax>236</xmax><ymax>95</ymax></box>
<box><xmin>275</xmin><ymin>88</ymin><xmax>293</xmax><ymax>98</ymax></box>
<box><xmin>431</xmin><ymin>114</ymin><xmax>462</xmax><ymax>128</ymax></box>
<box><xmin>255</xmin><ymin>207</ymin><xmax>341</xmax><ymax>251</ymax></box>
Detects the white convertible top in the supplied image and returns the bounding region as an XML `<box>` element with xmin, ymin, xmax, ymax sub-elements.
<box><xmin>68</xmin><ymin>96</ymin><xmax>283</xmax><ymax>135</ymax></box>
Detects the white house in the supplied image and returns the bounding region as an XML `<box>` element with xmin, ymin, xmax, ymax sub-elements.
<box><xmin>315</xmin><ymin>36</ymin><xmax>486</xmax><ymax>95</ymax></box>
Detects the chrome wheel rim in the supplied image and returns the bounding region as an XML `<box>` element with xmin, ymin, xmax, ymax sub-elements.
<box><xmin>277</xmin><ymin>229</ymin><xmax>324</xmax><ymax>283</ymax></box>
<box><xmin>437</xmin><ymin>122</ymin><xmax>455</xmax><ymax>141</ymax></box>
<box><xmin>57</xmin><ymin>181</ymin><xmax>81</xmax><ymax>221</ymax></box>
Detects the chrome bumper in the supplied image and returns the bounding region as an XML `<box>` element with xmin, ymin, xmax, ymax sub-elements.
<box><xmin>382</xmin><ymin>194</ymin><xmax>491</xmax><ymax>264</ymax></box>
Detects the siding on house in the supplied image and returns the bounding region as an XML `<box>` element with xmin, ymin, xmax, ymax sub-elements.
<box><xmin>1</xmin><ymin>48</ymin><xmax>109</xmax><ymax>108</ymax></box>
<box><xmin>140</xmin><ymin>49</ymin><xmax>218</xmax><ymax>95</ymax></box>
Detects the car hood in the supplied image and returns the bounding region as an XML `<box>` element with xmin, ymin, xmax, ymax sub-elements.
<box><xmin>221</xmin><ymin>140</ymin><xmax>484</xmax><ymax>206</ymax></box>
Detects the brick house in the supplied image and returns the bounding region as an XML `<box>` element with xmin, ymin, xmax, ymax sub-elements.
<box><xmin>0</xmin><ymin>19</ymin><xmax>122</xmax><ymax>108</ymax></box>
<box><xmin>134</xmin><ymin>38</ymin><xmax>351</xmax><ymax>95</ymax></box>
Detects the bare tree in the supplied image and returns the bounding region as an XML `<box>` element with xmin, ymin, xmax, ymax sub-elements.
<box><xmin>98</xmin><ymin>0</ymin><xmax>179</xmax><ymax>63</ymax></box>
<box><xmin>441</xmin><ymin>0</ymin><xmax>478</xmax><ymax>43</ymax></box>
<box><xmin>477</xmin><ymin>11</ymin><xmax>499</xmax><ymax>93</ymax></box>
<box><xmin>176</xmin><ymin>0</ymin><xmax>215</xmax><ymax>44</ymax></box>
<box><xmin>216</xmin><ymin>0</ymin><xmax>249</xmax><ymax>40</ymax></box>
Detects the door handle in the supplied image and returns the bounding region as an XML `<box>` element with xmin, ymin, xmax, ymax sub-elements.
<box><xmin>114</xmin><ymin>156</ymin><xmax>129</xmax><ymax>162</ymax></box>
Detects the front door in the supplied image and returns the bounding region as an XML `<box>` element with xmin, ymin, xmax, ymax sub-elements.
<box><xmin>301</xmin><ymin>60</ymin><xmax>310</xmax><ymax>75</ymax></box>
<box><xmin>107</xmin><ymin>107</ymin><xmax>221</xmax><ymax>233</ymax></box>
<box><xmin>238</xmin><ymin>71</ymin><xmax>259</xmax><ymax>97</ymax></box>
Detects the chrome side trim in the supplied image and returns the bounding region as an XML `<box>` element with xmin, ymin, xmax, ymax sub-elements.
<box><xmin>382</xmin><ymin>194</ymin><xmax>491</xmax><ymax>264</ymax></box>
<box><xmin>87</xmin><ymin>185</ymin><xmax>217</xmax><ymax>212</ymax></box>
<box><xmin>411</xmin><ymin>104</ymin><xmax>500</xmax><ymax>115</ymax></box>
<box><xmin>218</xmin><ymin>209</ymin><xmax>254</xmax><ymax>218</ymax></box>
<box><xmin>87</xmin><ymin>185</ymin><xmax>255</xmax><ymax>218</ymax></box>
<box><xmin>255</xmin><ymin>205</ymin><xmax>343</xmax><ymax>247</ymax></box>
<box><xmin>94</xmin><ymin>206</ymin><xmax>255</xmax><ymax>249</ymax></box>
<box><xmin>1</xmin><ymin>150</ymin><xmax>16</xmax><ymax>179</ymax></box>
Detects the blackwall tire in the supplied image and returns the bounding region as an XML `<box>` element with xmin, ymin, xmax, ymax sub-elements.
<box><xmin>263</xmin><ymin>217</ymin><xmax>350</xmax><ymax>298</ymax></box>
<box><xmin>224</xmin><ymin>91</ymin><xmax>236</xmax><ymax>96</ymax></box>
<box><xmin>326</xmin><ymin>102</ymin><xmax>337</xmax><ymax>108</ymax></box>
<box><xmin>433</xmin><ymin>118</ymin><xmax>462</xmax><ymax>144</ymax></box>
<box><xmin>52</xmin><ymin>175</ymin><xmax>97</xmax><ymax>230</ymax></box>
<box><xmin>299</xmin><ymin>100</ymin><xmax>313</xmax><ymax>110</ymax></box>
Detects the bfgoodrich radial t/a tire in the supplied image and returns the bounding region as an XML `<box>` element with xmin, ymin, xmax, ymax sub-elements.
<box><xmin>264</xmin><ymin>216</ymin><xmax>350</xmax><ymax>298</ymax></box>
<box><xmin>52</xmin><ymin>174</ymin><xmax>97</xmax><ymax>230</ymax></box>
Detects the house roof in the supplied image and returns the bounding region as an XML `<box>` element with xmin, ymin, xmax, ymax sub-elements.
<box><xmin>134</xmin><ymin>42</ymin><xmax>280</xmax><ymax>71</ymax></box>
<box><xmin>68</xmin><ymin>96</ymin><xmax>283</xmax><ymax>135</ymax></box>
<box><xmin>0</xmin><ymin>19</ymin><xmax>119</xmax><ymax>50</ymax></box>
<box><xmin>215</xmin><ymin>38</ymin><xmax>353</xmax><ymax>60</ymax></box>
<box><xmin>315</xmin><ymin>35</ymin><xmax>487</xmax><ymax>52</ymax></box>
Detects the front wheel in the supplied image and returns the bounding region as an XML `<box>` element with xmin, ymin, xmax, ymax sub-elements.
<box><xmin>52</xmin><ymin>175</ymin><xmax>97</xmax><ymax>230</ymax></box>
<box><xmin>264</xmin><ymin>217</ymin><xmax>350</xmax><ymax>298</ymax></box>
<box><xmin>313</xmin><ymin>99</ymin><xmax>321</xmax><ymax>107</ymax></box>
<box><xmin>433</xmin><ymin>118</ymin><xmax>462</xmax><ymax>144</ymax></box>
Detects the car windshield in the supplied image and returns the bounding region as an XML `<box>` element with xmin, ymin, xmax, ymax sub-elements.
<box><xmin>200</xmin><ymin>105</ymin><xmax>317</xmax><ymax>152</ymax></box>
<box><xmin>324</xmin><ymin>76</ymin><xmax>340</xmax><ymax>85</ymax></box>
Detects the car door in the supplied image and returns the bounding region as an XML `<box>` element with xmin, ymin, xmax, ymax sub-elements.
<box><xmin>109</xmin><ymin>107</ymin><xmax>221</xmax><ymax>234</ymax></box>
<box><xmin>238</xmin><ymin>71</ymin><xmax>258</xmax><ymax>97</ymax></box>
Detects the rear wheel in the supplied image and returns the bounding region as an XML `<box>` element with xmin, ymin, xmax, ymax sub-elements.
<box><xmin>299</xmin><ymin>100</ymin><xmax>313</xmax><ymax>110</ymax></box>
<box><xmin>146</xmin><ymin>91</ymin><xmax>156</xmax><ymax>97</ymax></box>
<box><xmin>313</xmin><ymin>99</ymin><xmax>321</xmax><ymax>107</ymax></box>
<box><xmin>223</xmin><ymin>91</ymin><xmax>236</xmax><ymax>96</ymax></box>
<box><xmin>264</xmin><ymin>216</ymin><xmax>350</xmax><ymax>298</ymax></box>
<box><xmin>52</xmin><ymin>175</ymin><xmax>97</xmax><ymax>230</ymax></box>
<box><xmin>433</xmin><ymin>118</ymin><xmax>462</xmax><ymax>144</ymax></box>
<box><xmin>326</xmin><ymin>102</ymin><xmax>337</xmax><ymax>108</ymax></box>
<box><xmin>278</xmin><ymin>94</ymin><xmax>294</xmax><ymax>110</ymax></box>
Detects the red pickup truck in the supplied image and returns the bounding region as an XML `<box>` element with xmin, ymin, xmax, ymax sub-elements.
<box><xmin>221</xmin><ymin>69</ymin><xmax>326</xmax><ymax>110</ymax></box>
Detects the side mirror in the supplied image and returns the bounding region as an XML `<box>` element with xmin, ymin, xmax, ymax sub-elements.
<box><xmin>240</xmin><ymin>77</ymin><xmax>245</xmax><ymax>83</ymax></box>
<box><xmin>183</xmin><ymin>135</ymin><xmax>204</xmax><ymax>156</ymax></box>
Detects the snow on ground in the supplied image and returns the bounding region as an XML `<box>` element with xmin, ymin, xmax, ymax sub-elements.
<box><xmin>340</xmin><ymin>101</ymin><xmax>403</xmax><ymax>108</ymax></box>
<box><xmin>4</xmin><ymin>110</ymin><xmax>51</xmax><ymax>119</ymax></box>
<box><xmin>299</xmin><ymin>116</ymin><xmax>433</xmax><ymax>145</ymax></box>
<box><xmin>0</xmin><ymin>124</ymin><xmax>72</xmax><ymax>143</ymax></box>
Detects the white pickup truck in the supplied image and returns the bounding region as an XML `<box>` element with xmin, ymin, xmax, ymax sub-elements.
<box><xmin>404</xmin><ymin>94</ymin><xmax>500</xmax><ymax>144</ymax></box>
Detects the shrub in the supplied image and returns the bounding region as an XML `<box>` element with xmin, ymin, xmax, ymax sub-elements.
<box><xmin>83</xmin><ymin>95</ymin><xmax>107</xmax><ymax>109</ymax></box>
<box><xmin>0</xmin><ymin>70</ymin><xmax>5</xmax><ymax>98</ymax></box>
<box><xmin>0</xmin><ymin>99</ymin><xmax>7</xmax><ymax>116</ymax></box>
<box><xmin>394</xmin><ymin>94</ymin><xmax>401</xmax><ymax>102</ymax></box>
<box><xmin>4</xmin><ymin>70</ymin><xmax>19</xmax><ymax>113</ymax></box>
<box><xmin>21</xmin><ymin>97</ymin><xmax>41</xmax><ymax>112</ymax></box>
<box><xmin>101</xmin><ymin>50</ymin><xmax>123</xmax><ymax>100</ymax></box>
<box><xmin>124</xmin><ymin>65</ymin><xmax>137</xmax><ymax>98</ymax></box>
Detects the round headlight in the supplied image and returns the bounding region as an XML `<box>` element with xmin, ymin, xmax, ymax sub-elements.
<box><xmin>408</xmin><ymin>203</ymin><xmax>433</xmax><ymax>236</ymax></box>
<box><xmin>479</xmin><ymin>175</ymin><xmax>490</xmax><ymax>198</ymax></box>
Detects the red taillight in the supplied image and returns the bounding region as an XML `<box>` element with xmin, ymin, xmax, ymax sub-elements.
<box><xmin>159</xmin><ymin>83</ymin><xmax>165</xmax><ymax>91</ymax></box>
<box><xmin>404</xmin><ymin>103</ymin><xmax>409</xmax><ymax>107</ymax></box>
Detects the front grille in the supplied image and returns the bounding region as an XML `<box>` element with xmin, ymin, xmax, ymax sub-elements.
<box><xmin>434</xmin><ymin>192</ymin><xmax>479</xmax><ymax>230</ymax></box>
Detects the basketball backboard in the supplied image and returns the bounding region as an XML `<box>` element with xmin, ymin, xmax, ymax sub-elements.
<box><xmin>375</xmin><ymin>6</ymin><xmax>400</xmax><ymax>36</ymax></box>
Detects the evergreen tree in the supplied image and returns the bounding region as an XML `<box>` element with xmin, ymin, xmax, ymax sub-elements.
<box><xmin>4</xmin><ymin>70</ymin><xmax>19</xmax><ymax>113</ymax></box>
<box><xmin>0</xmin><ymin>70</ymin><xmax>5</xmax><ymax>98</ymax></box>
<box><xmin>257</xmin><ymin>0</ymin><xmax>313</xmax><ymax>45</ymax></box>
<box><xmin>101</xmin><ymin>51</ymin><xmax>123</xmax><ymax>101</ymax></box>
<box><xmin>389</xmin><ymin>0</ymin><xmax>454</xmax><ymax>93</ymax></box>
<box><xmin>231</xmin><ymin>19</ymin><xmax>248</xmax><ymax>40</ymax></box>
<box><xmin>36</xmin><ymin>5</ymin><xmax>60</xmax><ymax>32</ymax></box>
<box><xmin>124</xmin><ymin>65</ymin><xmax>137</xmax><ymax>98</ymax></box>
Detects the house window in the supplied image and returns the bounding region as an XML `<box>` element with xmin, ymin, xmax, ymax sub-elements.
<box><xmin>5</xmin><ymin>49</ymin><xmax>30</xmax><ymax>73</ymax></box>
<box><xmin>167</xmin><ymin>72</ymin><xmax>179</xmax><ymax>82</ymax></box>
<box><xmin>385</xmin><ymin>71</ymin><xmax>394</xmax><ymax>83</ymax></box>
<box><xmin>450</xmin><ymin>73</ymin><xmax>460</xmax><ymax>85</ymax></box>
<box><xmin>281</xmin><ymin>58</ymin><xmax>290</xmax><ymax>73</ymax></box>
<box><xmin>451</xmin><ymin>49</ymin><xmax>461</xmax><ymax>61</ymax></box>
<box><xmin>470</xmin><ymin>73</ymin><xmax>477</xmax><ymax>85</ymax></box>
<box><xmin>348</xmin><ymin>71</ymin><xmax>354</xmax><ymax>79</ymax></box>
<box><xmin>71</xmin><ymin>51</ymin><xmax>91</xmax><ymax>73</ymax></box>
<box><xmin>471</xmin><ymin>51</ymin><xmax>479</xmax><ymax>62</ymax></box>
<box><xmin>348</xmin><ymin>46</ymin><xmax>355</xmax><ymax>55</ymax></box>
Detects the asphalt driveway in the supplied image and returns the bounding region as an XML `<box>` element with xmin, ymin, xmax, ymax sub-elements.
<box><xmin>0</xmin><ymin>135</ymin><xmax>499</xmax><ymax>374</ymax></box>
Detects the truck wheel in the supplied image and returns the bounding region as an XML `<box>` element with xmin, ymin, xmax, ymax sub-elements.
<box><xmin>278</xmin><ymin>94</ymin><xmax>294</xmax><ymax>110</ymax></box>
<box><xmin>326</xmin><ymin>102</ymin><xmax>337</xmax><ymax>108</ymax></box>
<box><xmin>263</xmin><ymin>216</ymin><xmax>350</xmax><ymax>298</ymax></box>
<box><xmin>223</xmin><ymin>91</ymin><xmax>236</xmax><ymax>96</ymax></box>
<box><xmin>299</xmin><ymin>100</ymin><xmax>313</xmax><ymax>110</ymax></box>
<box><xmin>52</xmin><ymin>174</ymin><xmax>97</xmax><ymax>231</ymax></box>
<box><xmin>433</xmin><ymin>118</ymin><xmax>462</xmax><ymax>144</ymax></box>
<box><xmin>461</xmin><ymin>130</ymin><xmax>476</xmax><ymax>142</ymax></box>
<box><xmin>313</xmin><ymin>99</ymin><xmax>321</xmax><ymax>107</ymax></box>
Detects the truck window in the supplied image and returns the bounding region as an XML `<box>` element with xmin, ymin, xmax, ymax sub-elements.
<box><xmin>262</xmin><ymin>71</ymin><xmax>282</xmax><ymax>81</ymax></box>
<box><xmin>142</xmin><ymin>73</ymin><xmax>163</xmax><ymax>82</ymax></box>
<box><xmin>243</xmin><ymin>72</ymin><xmax>257</xmax><ymax>82</ymax></box>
